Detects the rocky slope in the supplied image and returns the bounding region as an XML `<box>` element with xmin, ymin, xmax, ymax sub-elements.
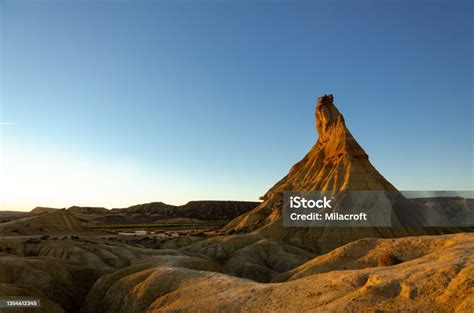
<box><xmin>0</xmin><ymin>209</ymin><xmax>91</xmax><ymax>235</ymax></box>
<box><xmin>0</xmin><ymin>237</ymin><xmax>178</xmax><ymax>313</ymax></box>
<box><xmin>81</xmin><ymin>233</ymin><xmax>474</xmax><ymax>313</ymax></box>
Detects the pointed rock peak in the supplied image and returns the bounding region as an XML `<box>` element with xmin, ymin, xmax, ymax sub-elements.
<box><xmin>315</xmin><ymin>94</ymin><xmax>346</xmax><ymax>140</ymax></box>
<box><xmin>313</xmin><ymin>94</ymin><xmax>367</xmax><ymax>160</ymax></box>
<box><xmin>317</xmin><ymin>94</ymin><xmax>334</xmax><ymax>107</ymax></box>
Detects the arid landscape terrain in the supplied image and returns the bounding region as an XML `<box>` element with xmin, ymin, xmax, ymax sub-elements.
<box><xmin>0</xmin><ymin>95</ymin><xmax>472</xmax><ymax>312</ymax></box>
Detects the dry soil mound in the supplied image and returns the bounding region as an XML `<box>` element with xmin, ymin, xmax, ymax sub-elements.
<box><xmin>81</xmin><ymin>233</ymin><xmax>474</xmax><ymax>313</ymax></box>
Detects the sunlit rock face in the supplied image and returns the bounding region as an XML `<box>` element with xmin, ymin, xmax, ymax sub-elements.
<box><xmin>224</xmin><ymin>95</ymin><xmax>397</xmax><ymax>239</ymax></box>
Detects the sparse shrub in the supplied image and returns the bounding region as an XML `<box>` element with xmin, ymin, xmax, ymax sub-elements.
<box><xmin>378</xmin><ymin>253</ymin><xmax>403</xmax><ymax>266</ymax></box>
<box><xmin>40</xmin><ymin>235</ymin><xmax>49</xmax><ymax>240</ymax></box>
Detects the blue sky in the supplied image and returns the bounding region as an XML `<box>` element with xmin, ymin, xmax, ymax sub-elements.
<box><xmin>0</xmin><ymin>0</ymin><xmax>472</xmax><ymax>210</ymax></box>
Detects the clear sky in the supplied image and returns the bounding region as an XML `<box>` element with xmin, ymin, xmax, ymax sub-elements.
<box><xmin>0</xmin><ymin>0</ymin><xmax>472</xmax><ymax>211</ymax></box>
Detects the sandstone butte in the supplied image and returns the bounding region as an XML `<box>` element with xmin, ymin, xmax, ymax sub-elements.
<box><xmin>183</xmin><ymin>95</ymin><xmax>453</xmax><ymax>267</ymax></box>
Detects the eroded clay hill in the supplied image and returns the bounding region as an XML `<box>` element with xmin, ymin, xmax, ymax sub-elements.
<box><xmin>226</xmin><ymin>94</ymin><xmax>397</xmax><ymax>232</ymax></box>
<box><xmin>180</xmin><ymin>95</ymin><xmax>449</xmax><ymax>281</ymax></box>
<box><xmin>82</xmin><ymin>233</ymin><xmax>474</xmax><ymax>313</ymax></box>
<box><xmin>0</xmin><ymin>209</ymin><xmax>91</xmax><ymax>235</ymax></box>
<box><xmin>0</xmin><ymin>237</ymin><xmax>174</xmax><ymax>313</ymax></box>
